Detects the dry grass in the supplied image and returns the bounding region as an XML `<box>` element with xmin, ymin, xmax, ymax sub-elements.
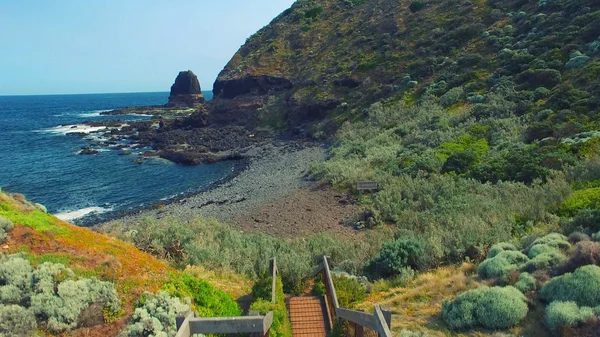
<box><xmin>183</xmin><ymin>265</ymin><xmax>253</xmax><ymax>300</ymax></box>
<box><xmin>357</xmin><ymin>263</ymin><xmax>483</xmax><ymax>336</ymax></box>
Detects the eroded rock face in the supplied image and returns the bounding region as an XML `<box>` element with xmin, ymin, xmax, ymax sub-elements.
<box><xmin>212</xmin><ymin>75</ymin><xmax>292</xmax><ymax>99</ymax></box>
<box><xmin>168</xmin><ymin>70</ymin><xmax>205</xmax><ymax>107</ymax></box>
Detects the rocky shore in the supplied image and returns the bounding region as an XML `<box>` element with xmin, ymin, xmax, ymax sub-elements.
<box><xmin>100</xmin><ymin>142</ymin><xmax>329</xmax><ymax>228</ymax></box>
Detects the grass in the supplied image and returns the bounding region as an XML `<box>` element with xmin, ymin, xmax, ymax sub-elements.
<box><xmin>356</xmin><ymin>263</ymin><xmax>482</xmax><ymax>335</ymax></box>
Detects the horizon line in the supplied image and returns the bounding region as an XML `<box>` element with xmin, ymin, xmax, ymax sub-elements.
<box><xmin>0</xmin><ymin>89</ymin><xmax>214</xmax><ymax>97</ymax></box>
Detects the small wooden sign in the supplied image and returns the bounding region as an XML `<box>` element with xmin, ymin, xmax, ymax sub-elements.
<box><xmin>357</xmin><ymin>181</ymin><xmax>379</xmax><ymax>191</ymax></box>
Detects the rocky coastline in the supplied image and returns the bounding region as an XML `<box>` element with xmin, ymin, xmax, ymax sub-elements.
<box><xmin>97</xmin><ymin>140</ymin><xmax>327</xmax><ymax>228</ymax></box>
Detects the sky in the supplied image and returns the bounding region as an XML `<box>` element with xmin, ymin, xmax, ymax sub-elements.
<box><xmin>0</xmin><ymin>0</ymin><xmax>295</xmax><ymax>95</ymax></box>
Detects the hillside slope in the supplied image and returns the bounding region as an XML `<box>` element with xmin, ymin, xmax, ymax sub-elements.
<box><xmin>212</xmin><ymin>0</ymin><xmax>600</xmax><ymax>135</ymax></box>
<box><xmin>0</xmin><ymin>192</ymin><xmax>248</xmax><ymax>336</ymax></box>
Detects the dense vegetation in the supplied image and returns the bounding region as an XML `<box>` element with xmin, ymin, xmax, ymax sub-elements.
<box><xmin>250</xmin><ymin>274</ymin><xmax>293</xmax><ymax>337</ymax></box>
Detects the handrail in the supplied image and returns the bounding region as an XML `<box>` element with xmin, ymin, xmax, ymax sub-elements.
<box><xmin>176</xmin><ymin>311</ymin><xmax>274</xmax><ymax>336</ymax></box>
<box><xmin>270</xmin><ymin>257</ymin><xmax>277</xmax><ymax>303</ymax></box>
<box><xmin>318</xmin><ymin>255</ymin><xmax>393</xmax><ymax>337</ymax></box>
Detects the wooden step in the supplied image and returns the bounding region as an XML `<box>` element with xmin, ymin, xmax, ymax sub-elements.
<box><xmin>288</xmin><ymin>297</ymin><xmax>329</xmax><ymax>337</ymax></box>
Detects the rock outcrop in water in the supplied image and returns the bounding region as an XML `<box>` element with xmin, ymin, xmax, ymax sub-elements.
<box><xmin>167</xmin><ymin>70</ymin><xmax>205</xmax><ymax>107</ymax></box>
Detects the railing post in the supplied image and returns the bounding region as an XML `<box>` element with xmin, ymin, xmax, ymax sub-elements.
<box><xmin>270</xmin><ymin>258</ymin><xmax>277</xmax><ymax>303</ymax></box>
<box><xmin>175</xmin><ymin>311</ymin><xmax>194</xmax><ymax>337</ymax></box>
<box><xmin>380</xmin><ymin>305</ymin><xmax>392</xmax><ymax>330</ymax></box>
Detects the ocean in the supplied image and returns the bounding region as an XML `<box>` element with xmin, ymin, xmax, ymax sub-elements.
<box><xmin>0</xmin><ymin>91</ymin><xmax>234</xmax><ymax>225</ymax></box>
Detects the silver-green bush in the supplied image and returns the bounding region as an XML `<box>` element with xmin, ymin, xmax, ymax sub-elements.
<box><xmin>487</xmin><ymin>242</ymin><xmax>518</xmax><ymax>258</ymax></box>
<box><xmin>540</xmin><ymin>265</ymin><xmax>600</xmax><ymax>307</ymax></box>
<box><xmin>522</xmin><ymin>251</ymin><xmax>566</xmax><ymax>272</ymax></box>
<box><xmin>0</xmin><ymin>254</ymin><xmax>121</xmax><ymax>333</ymax></box>
<box><xmin>0</xmin><ymin>304</ymin><xmax>37</xmax><ymax>337</ymax></box>
<box><xmin>442</xmin><ymin>286</ymin><xmax>528</xmax><ymax>330</ymax></box>
<box><xmin>529</xmin><ymin>233</ymin><xmax>571</xmax><ymax>251</ymax></box>
<box><xmin>477</xmin><ymin>250</ymin><xmax>529</xmax><ymax>280</ymax></box>
<box><xmin>0</xmin><ymin>216</ymin><xmax>13</xmax><ymax>243</ymax></box>
<box><xmin>528</xmin><ymin>243</ymin><xmax>561</xmax><ymax>258</ymax></box>
<box><xmin>544</xmin><ymin>301</ymin><xmax>597</xmax><ymax>334</ymax></box>
<box><xmin>514</xmin><ymin>272</ymin><xmax>536</xmax><ymax>293</ymax></box>
<box><xmin>122</xmin><ymin>291</ymin><xmax>191</xmax><ymax>337</ymax></box>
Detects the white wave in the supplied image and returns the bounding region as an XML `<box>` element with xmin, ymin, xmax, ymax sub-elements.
<box><xmin>54</xmin><ymin>206</ymin><xmax>113</xmax><ymax>222</ymax></box>
<box><xmin>37</xmin><ymin>124</ymin><xmax>107</xmax><ymax>135</ymax></box>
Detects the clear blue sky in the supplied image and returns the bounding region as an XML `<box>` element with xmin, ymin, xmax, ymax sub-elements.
<box><xmin>0</xmin><ymin>0</ymin><xmax>295</xmax><ymax>95</ymax></box>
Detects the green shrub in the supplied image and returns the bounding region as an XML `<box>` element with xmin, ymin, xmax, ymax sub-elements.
<box><xmin>593</xmin><ymin>231</ymin><xmax>600</xmax><ymax>241</ymax></box>
<box><xmin>442</xmin><ymin>151</ymin><xmax>478</xmax><ymax>175</ymax></box>
<box><xmin>477</xmin><ymin>250</ymin><xmax>529</xmax><ymax>280</ymax></box>
<box><xmin>31</xmin><ymin>277</ymin><xmax>121</xmax><ymax>332</ymax></box>
<box><xmin>528</xmin><ymin>243</ymin><xmax>561</xmax><ymax>258</ymax></box>
<box><xmin>333</xmin><ymin>275</ymin><xmax>367</xmax><ymax>309</ymax></box>
<box><xmin>568</xmin><ymin>232</ymin><xmax>591</xmax><ymax>243</ymax></box>
<box><xmin>522</xmin><ymin>251</ymin><xmax>566</xmax><ymax>272</ymax></box>
<box><xmin>368</xmin><ymin>236</ymin><xmax>425</xmax><ymax>277</ymax></box>
<box><xmin>515</xmin><ymin>272</ymin><xmax>537</xmax><ymax>293</ymax></box>
<box><xmin>529</xmin><ymin>233</ymin><xmax>571</xmax><ymax>251</ymax></box>
<box><xmin>544</xmin><ymin>301</ymin><xmax>597</xmax><ymax>334</ymax></box>
<box><xmin>0</xmin><ymin>215</ymin><xmax>13</xmax><ymax>243</ymax></box>
<box><xmin>560</xmin><ymin>188</ymin><xmax>600</xmax><ymax>216</ymax></box>
<box><xmin>442</xmin><ymin>286</ymin><xmax>528</xmax><ymax>330</ymax></box>
<box><xmin>487</xmin><ymin>242</ymin><xmax>518</xmax><ymax>258</ymax></box>
<box><xmin>540</xmin><ymin>265</ymin><xmax>600</xmax><ymax>307</ymax></box>
<box><xmin>439</xmin><ymin>87</ymin><xmax>464</xmax><ymax>107</ymax></box>
<box><xmin>0</xmin><ymin>254</ymin><xmax>121</xmax><ymax>333</ymax></box>
<box><xmin>409</xmin><ymin>1</ymin><xmax>426</xmax><ymax>13</ymax></box>
<box><xmin>123</xmin><ymin>291</ymin><xmax>190</xmax><ymax>337</ymax></box>
<box><xmin>249</xmin><ymin>275</ymin><xmax>292</xmax><ymax>337</ymax></box>
<box><xmin>0</xmin><ymin>304</ymin><xmax>37</xmax><ymax>337</ymax></box>
<box><xmin>162</xmin><ymin>273</ymin><xmax>241</xmax><ymax>317</ymax></box>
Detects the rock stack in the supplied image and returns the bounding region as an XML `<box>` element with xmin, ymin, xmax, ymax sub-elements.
<box><xmin>167</xmin><ymin>70</ymin><xmax>205</xmax><ymax>107</ymax></box>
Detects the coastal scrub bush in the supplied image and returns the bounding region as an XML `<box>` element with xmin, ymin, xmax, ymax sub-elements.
<box><xmin>0</xmin><ymin>304</ymin><xmax>37</xmax><ymax>337</ymax></box>
<box><xmin>0</xmin><ymin>215</ymin><xmax>13</xmax><ymax>243</ymax></box>
<box><xmin>161</xmin><ymin>273</ymin><xmax>241</xmax><ymax>317</ymax></box>
<box><xmin>0</xmin><ymin>254</ymin><xmax>121</xmax><ymax>333</ymax></box>
<box><xmin>250</xmin><ymin>275</ymin><xmax>292</xmax><ymax>337</ymax></box>
<box><xmin>528</xmin><ymin>243</ymin><xmax>561</xmax><ymax>258</ymax></box>
<box><xmin>333</xmin><ymin>275</ymin><xmax>367</xmax><ymax>309</ymax></box>
<box><xmin>367</xmin><ymin>236</ymin><xmax>426</xmax><ymax>277</ymax></box>
<box><xmin>122</xmin><ymin>291</ymin><xmax>190</xmax><ymax>337</ymax></box>
<box><xmin>477</xmin><ymin>250</ymin><xmax>529</xmax><ymax>281</ymax></box>
<box><xmin>544</xmin><ymin>301</ymin><xmax>598</xmax><ymax>333</ymax></box>
<box><xmin>487</xmin><ymin>242</ymin><xmax>518</xmax><ymax>258</ymax></box>
<box><xmin>522</xmin><ymin>250</ymin><xmax>566</xmax><ymax>272</ymax></box>
<box><xmin>540</xmin><ymin>265</ymin><xmax>600</xmax><ymax>307</ymax></box>
<box><xmin>442</xmin><ymin>286</ymin><xmax>528</xmax><ymax>330</ymax></box>
<box><xmin>439</xmin><ymin>87</ymin><xmax>464</xmax><ymax>107</ymax></box>
<box><xmin>31</xmin><ymin>277</ymin><xmax>121</xmax><ymax>332</ymax></box>
<box><xmin>560</xmin><ymin>187</ymin><xmax>600</xmax><ymax>216</ymax></box>
<box><xmin>528</xmin><ymin>233</ymin><xmax>571</xmax><ymax>251</ymax></box>
<box><xmin>409</xmin><ymin>1</ymin><xmax>426</xmax><ymax>13</ymax></box>
<box><xmin>106</xmin><ymin>216</ymin><xmax>389</xmax><ymax>292</ymax></box>
<box><xmin>514</xmin><ymin>272</ymin><xmax>537</xmax><ymax>293</ymax></box>
<box><xmin>568</xmin><ymin>232</ymin><xmax>590</xmax><ymax>243</ymax></box>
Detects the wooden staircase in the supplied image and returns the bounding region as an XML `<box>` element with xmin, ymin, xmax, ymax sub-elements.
<box><xmin>288</xmin><ymin>296</ymin><xmax>330</xmax><ymax>337</ymax></box>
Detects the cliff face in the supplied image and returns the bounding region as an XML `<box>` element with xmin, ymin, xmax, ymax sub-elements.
<box><xmin>211</xmin><ymin>0</ymin><xmax>600</xmax><ymax>134</ymax></box>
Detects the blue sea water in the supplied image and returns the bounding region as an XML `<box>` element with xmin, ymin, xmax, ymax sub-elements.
<box><xmin>0</xmin><ymin>91</ymin><xmax>232</xmax><ymax>224</ymax></box>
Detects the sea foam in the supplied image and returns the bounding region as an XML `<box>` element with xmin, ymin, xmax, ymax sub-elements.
<box><xmin>38</xmin><ymin>124</ymin><xmax>107</xmax><ymax>135</ymax></box>
<box><xmin>54</xmin><ymin>206</ymin><xmax>113</xmax><ymax>222</ymax></box>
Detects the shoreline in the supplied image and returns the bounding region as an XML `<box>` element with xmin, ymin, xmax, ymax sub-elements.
<box><xmin>97</xmin><ymin>140</ymin><xmax>329</xmax><ymax>229</ymax></box>
<box><xmin>77</xmin><ymin>157</ymin><xmax>250</xmax><ymax>227</ymax></box>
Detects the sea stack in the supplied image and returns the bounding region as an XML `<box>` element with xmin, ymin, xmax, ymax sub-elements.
<box><xmin>167</xmin><ymin>70</ymin><xmax>205</xmax><ymax>107</ymax></box>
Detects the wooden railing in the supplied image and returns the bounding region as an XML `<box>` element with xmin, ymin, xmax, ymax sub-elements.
<box><xmin>175</xmin><ymin>258</ymin><xmax>279</xmax><ymax>337</ymax></box>
<box><xmin>316</xmin><ymin>256</ymin><xmax>393</xmax><ymax>337</ymax></box>
<box><xmin>175</xmin><ymin>311</ymin><xmax>273</xmax><ymax>337</ymax></box>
